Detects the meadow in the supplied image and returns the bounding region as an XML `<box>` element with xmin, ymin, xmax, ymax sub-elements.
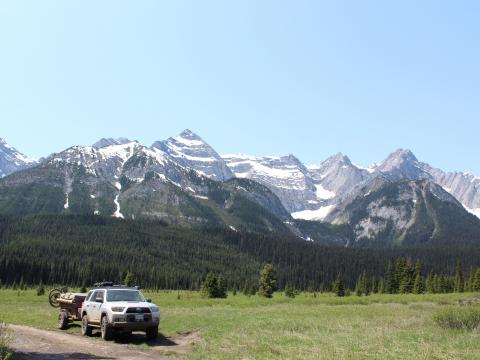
<box><xmin>1</xmin><ymin>289</ymin><xmax>480</xmax><ymax>359</ymax></box>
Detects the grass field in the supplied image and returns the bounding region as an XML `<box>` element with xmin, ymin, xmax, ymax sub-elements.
<box><xmin>1</xmin><ymin>289</ymin><xmax>480</xmax><ymax>359</ymax></box>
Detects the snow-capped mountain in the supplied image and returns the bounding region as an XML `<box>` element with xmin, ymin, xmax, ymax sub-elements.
<box><xmin>152</xmin><ymin>129</ymin><xmax>234</xmax><ymax>182</ymax></box>
<box><xmin>1</xmin><ymin>129</ymin><xmax>480</xmax><ymax>247</ymax></box>
<box><xmin>322</xmin><ymin>176</ymin><xmax>480</xmax><ymax>246</ymax></box>
<box><xmin>0</xmin><ymin>137</ymin><xmax>36</xmax><ymax>177</ymax></box>
<box><xmin>369</xmin><ymin>149</ymin><xmax>480</xmax><ymax>218</ymax></box>
<box><xmin>223</xmin><ymin>147</ymin><xmax>480</xmax><ymax>221</ymax></box>
<box><xmin>222</xmin><ymin>153</ymin><xmax>317</xmax><ymax>212</ymax></box>
<box><xmin>92</xmin><ymin>137</ymin><xmax>132</xmax><ymax>148</ymax></box>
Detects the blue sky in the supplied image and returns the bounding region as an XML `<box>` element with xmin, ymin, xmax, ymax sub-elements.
<box><xmin>1</xmin><ymin>1</ymin><xmax>479</xmax><ymax>173</ymax></box>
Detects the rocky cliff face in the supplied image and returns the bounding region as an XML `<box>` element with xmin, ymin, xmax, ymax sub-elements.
<box><xmin>152</xmin><ymin>129</ymin><xmax>234</xmax><ymax>182</ymax></box>
<box><xmin>222</xmin><ymin>153</ymin><xmax>317</xmax><ymax>213</ymax></box>
<box><xmin>0</xmin><ymin>138</ymin><xmax>36</xmax><ymax>178</ymax></box>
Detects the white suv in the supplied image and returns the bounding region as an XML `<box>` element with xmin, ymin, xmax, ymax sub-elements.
<box><xmin>80</xmin><ymin>286</ymin><xmax>160</xmax><ymax>340</ymax></box>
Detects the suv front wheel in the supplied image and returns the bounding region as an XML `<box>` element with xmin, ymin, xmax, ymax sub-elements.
<box><xmin>101</xmin><ymin>315</ymin><xmax>113</xmax><ymax>341</ymax></box>
<box><xmin>81</xmin><ymin>314</ymin><xmax>92</xmax><ymax>336</ymax></box>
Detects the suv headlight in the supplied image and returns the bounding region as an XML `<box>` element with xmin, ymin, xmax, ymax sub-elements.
<box><xmin>150</xmin><ymin>306</ymin><xmax>159</xmax><ymax>313</ymax></box>
<box><xmin>111</xmin><ymin>307</ymin><xmax>125</xmax><ymax>313</ymax></box>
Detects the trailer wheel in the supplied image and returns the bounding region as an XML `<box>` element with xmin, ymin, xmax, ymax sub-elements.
<box><xmin>58</xmin><ymin>310</ymin><xmax>69</xmax><ymax>330</ymax></box>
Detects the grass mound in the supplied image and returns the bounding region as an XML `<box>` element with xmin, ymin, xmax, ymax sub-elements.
<box><xmin>434</xmin><ymin>305</ymin><xmax>480</xmax><ymax>331</ymax></box>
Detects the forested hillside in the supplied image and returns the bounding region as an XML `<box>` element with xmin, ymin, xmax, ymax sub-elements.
<box><xmin>2</xmin><ymin>215</ymin><xmax>480</xmax><ymax>290</ymax></box>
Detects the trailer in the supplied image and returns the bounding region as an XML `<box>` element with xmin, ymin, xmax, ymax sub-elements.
<box><xmin>49</xmin><ymin>288</ymin><xmax>87</xmax><ymax>330</ymax></box>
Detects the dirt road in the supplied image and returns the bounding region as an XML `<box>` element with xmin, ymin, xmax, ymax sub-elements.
<box><xmin>9</xmin><ymin>324</ymin><xmax>199</xmax><ymax>359</ymax></box>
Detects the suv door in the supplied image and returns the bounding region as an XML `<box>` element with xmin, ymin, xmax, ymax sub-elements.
<box><xmin>89</xmin><ymin>290</ymin><xmax>105</xmax><ymax>324</ymax></box>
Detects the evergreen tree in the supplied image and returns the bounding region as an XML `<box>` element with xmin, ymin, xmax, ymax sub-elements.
<box><xmin>124</xmin><ymin>271</ymin><xmax>135</xmax><ymax>287</ymax></box>
<box><xmin>385</xmin><ymin>261</ymin><xmax>397</xmax><ymax>294</ymax></box>
<box><xmin>465</xmin><ymin>267</ymin><xmax>474</xmax><ymax>292</ymax></box>
<box><xmin>412</xmin><ymin>274</ymin><xmax>425</xmax><ymax>294</ymax></box>
<box><xmin>332</xmin><ymin>273</ymin><xmax>345</xmax><ymax>297</ymax></box>
<box><xmin>355</xmin><ymin>271</ymin><xmax>369</xmax><ymax>296</ymax></box>
<box><xmin>398</xmin><ymin>258</ymin><xmax>414</xmax><ymax>294</ymax></box>
<box><xmin>426</xmin><ymin>272</ymin><xmax>435</xmax><ymax>293</ymax></box>
<box><xmin>258</xmin><ymin>264</ymin><xmax>277</xmax><ymax>298</ymax></box>
<box><xmin>371</xmin><ymin>277</ymin><xmax>378</xmax><ymax>294</ymax></box>
<box><xmin>454</xmin><ymin>261</ymin><xmax>464</xmax><ymax>293</ymax></box>
<box><xmin>473</xmin><ymin>269</ymin><xmax>480</xmax><ymax>292</ymax></box>
<box><xmin>216</xmin><ymin>274</ymin><xmax>227</xmax><ymax>298</ymax></box>
<box><xmin>202</xmin><ymin>272</ymin><xmax>217</xmax><ymax>298</ymax></box>
<box><xmin>378</xmin><ymin>278</ymin><xmax>385</xmax><ymax>294</ymax></box>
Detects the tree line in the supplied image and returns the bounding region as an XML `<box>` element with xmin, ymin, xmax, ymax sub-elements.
<box><xmin>2</xmin><ymin>215</ymin><xmax>480</xmax><ymax>291</ymax></box>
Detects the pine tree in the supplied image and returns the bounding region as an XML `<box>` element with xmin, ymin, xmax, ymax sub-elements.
<box><xmin>216</xmin><ymin>274</ymin><xmax>227</xmax><ymax>298</ymax></box>
<box><xmin>258</xmin><ymin>264</ymin><xmax>277</xmax><ymax>298</ymax></box>
<box><xmin>378</xmin><ymin>278</ymin><xmax>385</xmax><ymax>294</ymax></box>
<box><xmin>332</xmin><ymin>273</ymin><xmax>345</xmax><ymax>297</ymax></box>
<box><xmin>371</xmin><ymin>277</ymin><xmax>378</xmax><ymax>294</ymax></box>
<box><xmin>454</xmin><ymin>261</ymin><xmax>464</xmax><ymax>293</ymax></box>
<box><xmin>202</xmin><ymin>272</ymin><xmax>217</xmax><ymax>298</ymax></box>
<box><xmin>426</xmin><ymin>272</ymin><xmax>435</xmax><ymax>293</ymax></box>
<box><xmin>398</xmin><ymin>259</ymin><xmax>414</xmax><ymax>294</ymax></box>
<box><xmin>465</xmin><ymin>267</ymin><xmax>474</xmax><ymax>292</ymax></box>
<box><xmin>355</xmin><ymin>271</ymin><xmax>369</xmax><ymax>296</ymax></box>
<box><xmin>413</xmin><ymin>274</ymin><xmax>425</xmax><ymax>294</ymax></box>
<box><xmin>473</xmin><ymin>269</ymin><xmax>480</xmax><ymax>292</ymax></box>
<box><xmin>355</xmin><ymin>273</ymin><xmax>364</xmax><ymax>296</ymax></box>
<box><xmin>385</xmin><ymin>261</ymin><xmax>397</xmax><ymax>294</ymax></box>
<box><xmin>124</xmin><ymin>271</ymin><xmax>135</xmax><ymax>287</ymax></box>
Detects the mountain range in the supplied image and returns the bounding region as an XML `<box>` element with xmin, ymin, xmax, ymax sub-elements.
<box><xmin>0</xmin><ymin>130</ymin><xmax>479</xmax><ymax>247</ymax></box>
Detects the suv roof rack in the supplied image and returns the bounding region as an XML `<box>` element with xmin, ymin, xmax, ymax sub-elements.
<box><xmin>93</xmin><ymin>282</ymin><xmax>141</xmax><ymax>289</ymax></box>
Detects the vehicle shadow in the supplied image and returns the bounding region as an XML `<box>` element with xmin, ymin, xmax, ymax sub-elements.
<box><xmin>90</xmin><ymin>331</ymin><xmax>178</xmax><ymax>347</ymax></box>
<box><xmin>16</xmin><ymin>352</ymin><xmax>114</xmax><ymax>360</ymax></box>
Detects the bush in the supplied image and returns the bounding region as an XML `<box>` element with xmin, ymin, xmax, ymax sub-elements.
<box><xmin>434</xmin><ymin>306</ymin><xmax>480</xmax><ymax>331</ymax></box>
<box><xmin>284</xmin><ymin>285</ymin><xmax>296</xmax><ymax>298</ymax></box>
<box><xmin>0</xmin><ymin>322</ymin><xmax>12</xmax><ymax>360</ymax></box>
<box><xmin>36</xmin><ymin>283</ymin><xmax>45</xmax><ymax>296</ymax></box>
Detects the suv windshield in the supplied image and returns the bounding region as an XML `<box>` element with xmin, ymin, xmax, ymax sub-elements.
<box><xmin>106</xmin><ymin>290</ymin><xmax>145</xmax><ymax>302</ymax></box>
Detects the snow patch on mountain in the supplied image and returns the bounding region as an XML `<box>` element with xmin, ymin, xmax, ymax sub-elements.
<box><xmin>291</xmin><ymin>205</ymin><xmax>335</xmax><ymax>221</ymax></box>
<box><xmin>315</xmin><ymin>184</ymin><xmax>336</xmax><ymax>200</ymax></box>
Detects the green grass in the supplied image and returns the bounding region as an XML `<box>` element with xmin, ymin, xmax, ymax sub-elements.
<box><xmin>1</xmin><ymin>289</ymin><xmax>480</xmax><ymax>359</ymax></box>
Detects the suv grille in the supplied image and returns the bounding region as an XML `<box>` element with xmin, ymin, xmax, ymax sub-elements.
<box><xmin>126</xmin><ymin>307</ymin><xmax>151</xmax><ymax>314</ymax></box>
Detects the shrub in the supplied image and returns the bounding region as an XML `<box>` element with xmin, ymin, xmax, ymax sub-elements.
<box><xmin>284</xmin><ymin>285</ymin><xmax>296</xmax><ymax>298</ymax></box>
<box><xmin>36</xmin><ymin>283</ymin><xmax>45</xmax><ymax>296</ymax></box>
<box><xmin>0</xmin><ymin>322</ymin><xmax>12</xmax><ymax>360</ymax></box>
<box><xmin>434</xmin><ymin>306</ymin><xmax>480</xmax><ymax>331</ymax></box>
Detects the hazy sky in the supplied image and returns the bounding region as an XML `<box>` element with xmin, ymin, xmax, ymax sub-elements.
<box><xmin>1</xmin><ymin>1</ymin><xmax>479</xmax><ymax>173</ymax></box>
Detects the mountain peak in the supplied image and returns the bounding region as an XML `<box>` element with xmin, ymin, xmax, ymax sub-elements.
<box><xmin>385</xmin><ymin>148</ymin><xmax>418</xmax><ymax>163</ymax></box>
<box><xmin>178</xmin><ymin>129</ymin><xmax>202</xmax><ymax>140</ymax></box>
<box><xmin>92</xmin><ymin>137</ymin><xmax>132</xmax><ymax>148</ymax></box>
<box><xmin>152</xmin><ymin>130</ymin><xmax>233</xmax><ymax>181</ymax></box>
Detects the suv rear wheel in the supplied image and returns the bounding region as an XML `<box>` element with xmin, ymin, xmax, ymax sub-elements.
<box><xmin>101</xmin><ymin>315</ymin><xmax>113</xmax><ymax>341</ymax></box>
<box><xmin>81</xmin><ymin>314</ymin><xmax>92</xmax><ymax>336</ymax></box>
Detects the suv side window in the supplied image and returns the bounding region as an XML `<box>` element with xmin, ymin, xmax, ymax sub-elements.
<box><xmin>94</xmin><ymin>290</ymin><xmax>105</xmax><ymax>303</ymax></box>
<box><xmin>85</xmin><ymin>291</ymin><xmax>93</xmax><ymax>301</ymax></box>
